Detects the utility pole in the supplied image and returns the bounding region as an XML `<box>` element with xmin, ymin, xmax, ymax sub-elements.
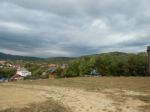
<box><xmin>147</xmin><ymin>46</ymin><xmax>150</xmax><ymax>74</ymax></box>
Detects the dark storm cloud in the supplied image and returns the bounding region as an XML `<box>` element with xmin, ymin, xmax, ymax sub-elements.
<box><xmin>0</xmin><ymin>0</ymin><xmax>150</xmax><ymax>57</ymax></box>
<box><xmin>0</xmin><ymin>31</ymin><xmax>43</xmax><ymax>51</ymax></box>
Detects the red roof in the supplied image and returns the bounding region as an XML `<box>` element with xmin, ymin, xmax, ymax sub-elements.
<box><xmin>48</xmin><ymin>64</ymin><xmax>57</xmax><ymax>67</ymax></box>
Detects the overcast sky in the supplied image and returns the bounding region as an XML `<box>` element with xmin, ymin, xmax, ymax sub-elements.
<box><xmin>0</xmin><ymin>0</ymin><xmax>150</xmax><ymax>57</ymax></box>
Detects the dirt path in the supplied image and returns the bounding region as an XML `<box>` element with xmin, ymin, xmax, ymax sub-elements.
<box><xmin>0</xmin><ymin>83</ymin><xmax>149</xmax><ymax>112</ymax></box>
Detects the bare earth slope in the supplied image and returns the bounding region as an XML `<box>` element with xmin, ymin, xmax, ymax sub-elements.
<box><xmin>0</xmin><ymin>83</ymin><xmax>149</xmax><ymax>112</ymax></box>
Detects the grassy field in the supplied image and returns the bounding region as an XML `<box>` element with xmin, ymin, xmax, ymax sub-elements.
<box><xmin>1</xmin><ymin>77</ymin><xmax>150</xmax><ymax>112</ymax></box>
<box><xmin>15</xmin><ymin>77</ymin><xmax>150</xmax><ymax>93</ymax></box>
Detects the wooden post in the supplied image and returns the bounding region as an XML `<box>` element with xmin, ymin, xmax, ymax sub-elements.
<box><xmin>147</xmin><ymin>46</ymin><xmax>150</xmax><ymax>74</ymax></box>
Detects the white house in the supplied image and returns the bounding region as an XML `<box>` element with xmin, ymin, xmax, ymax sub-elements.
<box><xmin>16</xmin><ymin>68</ymin><xmax>31</xmax><ymax>77</ymax></box>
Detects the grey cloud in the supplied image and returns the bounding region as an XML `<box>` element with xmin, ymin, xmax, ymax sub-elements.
<box><xmin>0</xmin><ymin>0</ymin><xmax>150</xmax><ymax>57</ymax></box>
<box><xmin>118</xmin><ymin>36</ymin><xmax>150</xmax><ymax>47</ymax></box>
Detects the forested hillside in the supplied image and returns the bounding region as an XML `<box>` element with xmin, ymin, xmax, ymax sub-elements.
<box><xmin>0</xmin><ymin>52</ymin><xmax>41</xmax><ymax>61</ymax></box>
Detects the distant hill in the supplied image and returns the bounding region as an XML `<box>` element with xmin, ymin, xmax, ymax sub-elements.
<box><xmin>46</xmin><ymin>52</ymin><xmax>139</xmax><ymax>63</ymax></box>
<box><xmin>0</xmin><ymin>52</ymin><xmax>42</xmax><ymax>61</ymax></box>
<box><xmin>80</xmin><ymin>52</ymin><xmax>129</xmax><ymax>58</ymax></box>
<box><xmin>46</xmin><ymin>57</ymin><xmax>77</xmax><ymax>63</ymax></box>
<box><xmin>79</xmin><ymin>51</ymin><xmax>147</xmax><ymax>62</ymax></box>
<box><xmin>0</xmin><ymin>52</ymin><xmax>76</xmax><ymax>62</ymax></box>
<box><xmin>0</xmin><ymin>51</ymin><xmax>146</xmax><ymax>62</ymax></box>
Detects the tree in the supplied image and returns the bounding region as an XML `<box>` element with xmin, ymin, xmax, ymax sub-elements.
<box><xmin>65</xmin><ymin>61</ymin><xmax>79</xmax><ymax>77</ymax></box>
<box><xmin>0</xmin><ymin>68</ymin><xmax>16</xmax><ymax>78</ymax></box>
<box><xmin>79</xmin><ymin>58</ymin><xmax>91</xmax><ymax>76</ymax></box>
<box><xmin>133</xmin><ymin>53</ymin><xmax>147</xmax><ymax>76</ymax></box>
<box><xmin>55</xmin><ymin>67</ymin><xmax>62</xmax><ymax>78</ymax></box>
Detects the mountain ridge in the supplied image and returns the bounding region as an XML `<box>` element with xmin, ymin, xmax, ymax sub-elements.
<box><xmin>0</xmin><ymin>51</ymin><xmax>146</xmax><ymax>62</ymax></box>
<box><xmin>0</xmin><ymin>52</ymin><xmax>43</xmax><ymax>61</ymax></box>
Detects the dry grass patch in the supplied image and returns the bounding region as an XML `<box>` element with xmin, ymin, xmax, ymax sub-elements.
<box><xmin>15</xmin><ymin>77</ymin><xmax>150</xmax><ymax>93</ymax></box>
<box><xmin>2</xmin><ymin>77</ymin><xmax>150</xmax><ymax>112</ymax></box>
<box><xmin>133</xmin><ymin>95</ymin><xmax>150</xmax><ymax>103</ymax></box>
<box><xmin>139</xmin><ymin>105</ymin><xmax>150</xmax><ymax>112</ymax></box>
<box><xmin>0</xmin><ymin>100</ymin><xmax>71</xmax><ymax>112</ymax></box>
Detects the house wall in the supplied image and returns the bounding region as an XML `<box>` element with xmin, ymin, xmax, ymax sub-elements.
<box><xmin>48</xmin><ymin>73</ymin><xmax>55</xmax><ymax>79</ymax></box>
<box><xmin>16</xmin><ymin>70</ymin><xmax>31</xmax><ymax>77</ymax></box>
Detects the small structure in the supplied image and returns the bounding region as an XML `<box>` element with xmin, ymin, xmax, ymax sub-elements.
<box><xmin>147</xmin><ymin>46</ymin><xmax>150</xmax><ymax>74</ymax></box>
<box><xmin>48</xmin><ymin>64</ymin><xmax>57</xmax><ymax>68</ymax></box>
<box><xmin>0</xmin><ymin>61</ymin><xmax>5</xmax><ymax>65</ymax></box>
<box><xmin>47</xmin><ymin>67</ymin><xmax>57</xmax><ymax>78</ymax></box>
<box><xmin>16</xmin><ymin>67</ymin><xmax>31</xmax><ymax>77</ymax></box>
<box><xmin>48</xmin><ymin>64</ymin><xmax>59</xmax><ymax>78</ymax></box>
<box><xmin>9</xmin><ymin>74</ymin><xmax>24</xmax><ymax>81</ymax></box>
<box><xmin>9</xmin><ymin>67</ymin><xmax>31</xmax><ymax>81</ymax></box>
<box><xmin>14</xmin><ymin>64</ymin><xmax>21</xmax><ymax>69</ymax></box>
<box><xmin>90</xmin><ymin>69</ymin><xmax>100</xmax><ymax>76</ymax></box>
<box><xmin>47</xmin><ymin>64</ymin><xmax>66</xmax><ymax>78</ymax></box>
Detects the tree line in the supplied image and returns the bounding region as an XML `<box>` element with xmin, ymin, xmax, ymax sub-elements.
<box><xmin>64</xmin><ymin>52</ymin><xmax>149</xmax><ymax>77</ymax></box>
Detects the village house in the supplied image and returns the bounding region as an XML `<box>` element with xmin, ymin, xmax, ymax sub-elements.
<box><xmin>0</xmin><ymin>61</ymin><xmax>6</xmax><ymax>68</ymax></box>
<box><xmin>16</xmin><ymin>67</ymin><xmax>31</xmax><ymax>77</ymax></box>
<box><xmin>48</xmin><ymin>64</ymin><xmax>58</xmax><ymax>68</ymax></box>
<box><xmin>47</xmin><ymin>63</ymin><xmax>67</xmax><ymax>78</ymax></box>
<box><xmin>0</xmin><ymin>61</ymin><xmax>5</xmax><ymax>65</ymax></box>
<box><xmin>9</xmin><ymin>67</ymin><xmax>31</xmax><ymax>81</ymax></box>
<box><xmin>47</xmin><ymin>64</ymin><xmax>57</xmax><ymax>78</ymax></box>
<box><xmin>13</xmin><ymin>64</ymin><xmax>21</xmax><ymax>69</ymax></box>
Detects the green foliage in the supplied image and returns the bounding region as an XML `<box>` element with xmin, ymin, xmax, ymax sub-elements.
<box><xmin>65</xmin><ymin>52</ymin><xmax>148</xmax><ymax>77</ymax></box>
<box><xmin>126</xmin><ymin>53</ymin><xmax>147</xmax><ymax>76</ymax></box>
<box><xmin>24</xmin><ymin>63</ymin><xmax>45</xmax><ymax>79</ymax></box>
<box><xmin>0</xmin><ymin>68</ymin><xmax>16</xmax><ymax>78</ymax></box>
<box><xmin>55</xmin><ymin>67</ymin><xmax>63</xmax><ymax>78</ymax></box>
<box><xmin>78</xmin><ymin>57</ymin><xmax>91</xmax><ymax>76</ymax></box>
<box><xmin>46</xmin><ymin>57</ymin><xmax>76</xmax><ymax>64</ymax></box>
<box><xmin>65</xmin><ymin>61</ymin><xmax>79</xmax><ymax>77</ymax></box>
